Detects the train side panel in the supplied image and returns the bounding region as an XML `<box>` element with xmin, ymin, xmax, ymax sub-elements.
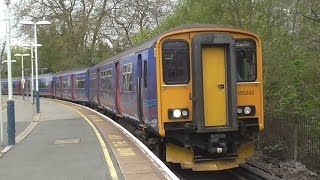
<box><xmin>141</xmin><ymin>47</ymin><xmax>159</xmax><ymax>131</ymax></box>
<box><xmin>53</xmin><ymin>76</ymin><xmax>63</xmax><ymax>98</ymax></box>
<box><xmin>118</xmin><ymin>55</ymin><xmax>139</xmax><ymax>121</ymax></box>
<box><xmin>38</xmin><ymin>74</ymin><xmax>53</xmax><ymax>97</ymax></box>
<box><xmin>61</xmin><ymin>74</ymin><xmax>73</xmax><ymax>100</ymax></box>
<box><xmin>99</xmin><ymin>64</ymin><xmax>116</xmax><ymax>113</ymax></box>
<box><xmin>12</xmin><ymin>78</ymin><xmax>22</xmax><ymax>95</ymax></box>
<box><xmin>89</xmin><ymin>68</ymin><xmax>99</xmax><ymax>107</ymax></box>
<box><xmin>74</xmin><ymin>71</ymin><xmax>89</xmax><ymax>103</ymax></box>
<box><xmin>0</xmin><ymin>79</ymin><xmax>21</xmax><ymax>95</ymax></box>
<box><xmin>85</xmin><ymin>71</ymin><xmax>90</xmax><ymax>102</ymax></box>
<box><xmin>2</xmin><ymin>80</ymin><xmax>8</xmax><ymax>95</ymax></box>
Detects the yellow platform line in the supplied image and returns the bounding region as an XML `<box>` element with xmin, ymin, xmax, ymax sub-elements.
<box><xmin>60</xmin><ymin>103</ymin><xmax>119</xmax><ymax>180</ymax></box>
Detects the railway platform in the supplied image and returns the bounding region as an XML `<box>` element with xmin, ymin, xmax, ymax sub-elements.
<box><xmin>0</xmin><ymin>97</ymin><xmax>176</xmax><ymax>180</ymax></box>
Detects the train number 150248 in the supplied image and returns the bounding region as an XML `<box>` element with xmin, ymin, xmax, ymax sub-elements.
<box><xmin>237</xmin><ymin>90</ymin><xmax>255</xmax><ymax>96</ymax></box>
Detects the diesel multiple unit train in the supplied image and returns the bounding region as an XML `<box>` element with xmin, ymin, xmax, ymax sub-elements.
<box><xmin>2</xmin><ymin>25</ymin><xmax>264</xmax><ymax>171</ymax></box>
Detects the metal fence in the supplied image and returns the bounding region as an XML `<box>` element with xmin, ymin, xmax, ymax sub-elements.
<box><xmin>258</xmin><ymin>112</ymin><xmax>320</xmax><ymax>173</ymax></box>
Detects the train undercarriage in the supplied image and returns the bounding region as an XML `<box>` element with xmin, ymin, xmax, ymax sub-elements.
<box><xmin>101</xmin><ymin>106</ymin><xmax>260</xmax><ymax>171</ymax></box>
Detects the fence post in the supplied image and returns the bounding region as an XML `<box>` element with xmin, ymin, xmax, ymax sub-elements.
<box><xmin>293</xmin><ymin>120</ymin><xmax>298</xmax><ymax>161</ymax></box>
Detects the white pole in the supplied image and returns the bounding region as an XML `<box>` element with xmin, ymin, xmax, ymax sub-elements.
<box><xmin>22</xmin><ymin>56</ymin><xmax>24</xmax><ymax>88</ymax></box>
<box><xmin>5</xmin><ymin>0</ymin><xmax>15</xmax><ymax>145</ymax></box>
<box><xmin>34</xmin><ymin>23</ymin><xmax>40</xmax><ymax>113</ymax></box>
<box><xmin>22</xmin><ymin>56</ymin><xmax>25</xmax><ymax>100</ymax></box>
<box><xmin>34</xmin><ymin>23</ymin><xmax>38</xmax><ymax>92</ymax></box>
<box><xmin>31</xmin><ymin>47</ymin><xmax>34</xmax><ymax>104</ymax></box>
<box><xmin>6</xmin><ymin>1</ymin><xmax>12</xmax><ymax>101</ymax></box>
<box><xmin>0</xmin><ymin>65</ymin><xmax>3</xmax><ymax>146</ymax></box>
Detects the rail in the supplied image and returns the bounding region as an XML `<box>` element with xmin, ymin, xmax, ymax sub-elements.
<box><xmin>230</xmin><ymin>161</ymin><xmax>283</xmax><ymax>180</ymax></box>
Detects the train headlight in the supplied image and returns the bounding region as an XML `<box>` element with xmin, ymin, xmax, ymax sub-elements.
<box><xmin>173</xmin><ymin>109</ymin><xmax>182</xmax><ymax>118</ymax></box>
<box><xmin>169</xmin><ymin>108</ymin><xmax>189</xmax><ymax>119</ymax></box>
<box><xmin>244</xmin><ymin>107</ymin><xmax>251</xmax><ymax>114</ymax></box>
<box><xmin>237</xmin><ymin>106</ymin><xmax>255</xmax><ymax>116</ymax></box>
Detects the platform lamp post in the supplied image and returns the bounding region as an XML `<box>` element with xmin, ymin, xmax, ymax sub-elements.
<box><xmin>20</xmin><ymin>20</ymin><xmax>51</xmax><ymax>113</ymax></box>
<box><xmin>4</xmin><ymin>0</ymin><xmax>17</xmax><ymax>145</ymax></box>
<box><xmin>39</xmin><ymin>68</ymin><xmax>48</xmax><ymax>74</ymax></box>
<box><xmin>0</xmin><ymin>60</ymin><xmax>16</xmax><ymax>146</ymax></box>
<box><xmin>14</xmin><ymin>53</ymin><xmax>30</xmax><ymax>100</ymax></box>
<box><xmin>21</xmin><ymin>44</ymin><xmax>42</xmax><ymax>104</ymax></box>
<box><xmin>0</xmin><ymin>60</ymin><xmax>3</xmax><ymax>146</ymax></box>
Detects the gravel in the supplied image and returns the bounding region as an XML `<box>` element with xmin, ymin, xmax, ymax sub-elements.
<box><xmin>249</xmin><ymin>151</ymin><xmax>320</xmax><ymax>180</ymax></box>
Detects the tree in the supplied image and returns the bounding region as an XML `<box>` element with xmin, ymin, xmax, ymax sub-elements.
<box><xmin>156</xmin><ymin>0</ymin><xmax>320</xmax><ymax>114</ymax></box>
<box><xmin>0</xmin><ymin>41</ymin><xmax>5</xmax><ymax>62</ymax></box>
<box><xmin>13</xmin><ymin>0</ymin><xmax>174</xmax><ymax>71</ymax></box>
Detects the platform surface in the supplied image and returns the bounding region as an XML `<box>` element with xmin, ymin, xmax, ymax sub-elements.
<box><xmin>0</xmin><ymin>97</ymin><xmax>169</xmax><ymax>180</ymax></box>
<box><xmin>0</xmin><ymin>96</ymin><xmax>35</xmax><ymax>147</ymax></box>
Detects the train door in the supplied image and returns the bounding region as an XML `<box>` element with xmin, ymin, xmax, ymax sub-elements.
<box><xmin>59</xmin><ymin>76</ymin><xmax>62</xmax><ymax>98</ymax></box>
<box><xmin>137</xmin><ymin>54</ymin><xmax>143</xmax><ymax>122</ymax></box>
<box><xmin>54</xmin><ymin>78</ymin><xmax>57</xmax><ymax>97</ymax></box>
<box><xmin>86</xmin><ymin>71</ymin><xmax>90</xmax><ymax>101</ymax></box>
<box><xmin>71</xmin><ymin>74</ymin><xmax>75</xmax><ymax>100</ymax></box>
<box><xmin>192</xmin><ymin>33</ymin><xmax>237</xmax><ymax>132</ymax></box>
<box><xmin>142</xmin><ymin>60</ymin><xmax>148</xmax><ymax>121</ymax></box>
<box><xmin>53</xmin><ymin>78</ymin><xmax>56</xmax><ymax>97</ymax></box>
<box><xmin>97</xmin><ymin>69</ymin><xmax>101</xmax><ymax>105</ymax></box>
<box><xmin>48</xmin><ymin>78</ymin><xmax>52</xmax><ymax>96</ymax></box>
<box><xmin>115</xmin><ymin>62</ymin><xmax>122</xmax><ymax>114</ymax></box>
<box><xmin>202</xmin><ymin>46</ymin><xmax>227</xmax><ymax>126</ymax></box>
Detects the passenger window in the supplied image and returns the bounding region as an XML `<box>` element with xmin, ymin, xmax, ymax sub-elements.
<box><xmin>100</xmin><ymin>71</ymin><xmax>106</xmax><ymax>90</ymax></box>
<box><xmin>162</xmin><ymin>40</ymin><xmax>190</xmax><ymax>85</ymax></box>
<box><xmin>62</xmin><ymin>78</ymin><xmax>68</xmax><ymax>89</ymax></box>
<box><xmin>76</xmin><ymin>76</ymin><xmax>85</xmax><ymax>89</ymax></box>
<box><xmin>122</xmin><ymin>63</ymin><xmax>133</xmax><ymax>92</ymax></box>
<box><xmin>90</xmin><ymin>73</ymin><xmax>96</xmax><ymax>88</ymax></box>
<box><xmin>106</xmin><ymin>69</ymin><xmax>112</xmax><ymax>91</ymax></box>
<box><xmin>39</xmin><ymin>81</ymin><xmax>48</xmax><ymax>88</ymax></box>
<box><xmin>236</xmin><ymin>40</ymin><xmax>257</xmax><ymax>82</ymax></box>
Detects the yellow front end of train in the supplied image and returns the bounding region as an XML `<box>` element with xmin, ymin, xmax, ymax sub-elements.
<box><xmin>155</xmin><ymin>26</ymin><xmax>263</xmax><ymax>171</ymax></box>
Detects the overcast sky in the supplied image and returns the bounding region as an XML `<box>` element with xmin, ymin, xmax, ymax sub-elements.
<box><xmin>0</xmin><ymin>0</ymin><xmax>19</xmax><ymax>44</ymax></box>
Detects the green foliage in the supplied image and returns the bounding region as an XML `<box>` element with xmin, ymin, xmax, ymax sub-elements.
<box><xmin>263</xmin><ymin>142</ymin><xmax>287</xmax><ymax>157</ymax></box>
<box><xmin>150</xmin><ymin>0</ymin><xmax>320</xmax><ymax>115</ymax></box>
<box><xmin>12</xmin><ymin>0</ymin><xmax>319</xmax><ymax>115</ymax></box>
<box><xmin>131</xmin><ymin>30</ymin><xmax>159</xmax><ymax>45</ymax></box>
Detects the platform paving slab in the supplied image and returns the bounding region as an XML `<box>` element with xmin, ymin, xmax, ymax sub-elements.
<box><xmin>61</xmin><ymin>100</ymin><xmax>168</xmax><ymax>180</ymax></box>
<box><xmin>0</xmin><ymin>96</ymin><xmax>35</xmax><ymax>147</ymax></box>
<box><xmin>0</xmin><ymin>98</ymin><xmax>110</xmax><ymax>180</ymax></box>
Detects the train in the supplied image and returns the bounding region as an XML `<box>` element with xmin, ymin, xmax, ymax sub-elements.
<box><xmin>2</xmin><ymin>24</ymin><xmax>264</xmax><ymax>171</ymax></box>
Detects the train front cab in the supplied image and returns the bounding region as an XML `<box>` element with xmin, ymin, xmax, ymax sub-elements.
<box><xmin>156</xmin><ymin>28</ymin><xmax>263</xmax><ymax>171</ymax></box>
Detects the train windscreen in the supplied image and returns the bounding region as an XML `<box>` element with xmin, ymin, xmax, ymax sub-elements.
<box><xmin>162</xmin><ymin>40</ymin><xmax>190</xmax><ymax>85</ymax></box>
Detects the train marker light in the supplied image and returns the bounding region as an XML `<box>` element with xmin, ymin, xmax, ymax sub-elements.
<box><xmin>244</xmin><ymin>107</ymin><xmax>252</xmax><ymax>115</ymax></box>
<box><xmin>182</xmin><ymin>110</ymin><xmax>188</xmax><ymax>117</ymax></box>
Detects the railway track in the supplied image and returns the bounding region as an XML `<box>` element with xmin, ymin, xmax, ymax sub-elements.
<box><xmin>171</xmin><ymin>161</ymin><xmax>284</xmax><ymax>180</ymax></box>
<box><xmin>230</xmin><ymin>161</ymin><xmax>283</xmax><ymax>180</ymax></box>
<box><xmin>62</xmin><ymin>99</ymin><xmax>281</xmax><ymax>180</ymax></box>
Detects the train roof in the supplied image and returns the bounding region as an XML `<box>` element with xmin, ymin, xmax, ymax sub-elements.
<box><xmin>1</xmin><ymin>73</ymin><xmax>53</xmax><ymax>82</ymax></box>
<box><xmin>1</xmin><ymin>77</ymin><xmax>21</xmax><ymax>82</ymax></box>
<box><xmin>38</xmin><ymin>73</ymin><xmax>53</xmax><ymax>78</ymax></box>
<box><xmin>92</xmin><ymin>24</ymin><xmax>258</xmax><ymax>68</ymax></box>
<box><xmin>53</xmin><ymin>67</ymin><xmax>89</xmax><ymax>76</ymax></box>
